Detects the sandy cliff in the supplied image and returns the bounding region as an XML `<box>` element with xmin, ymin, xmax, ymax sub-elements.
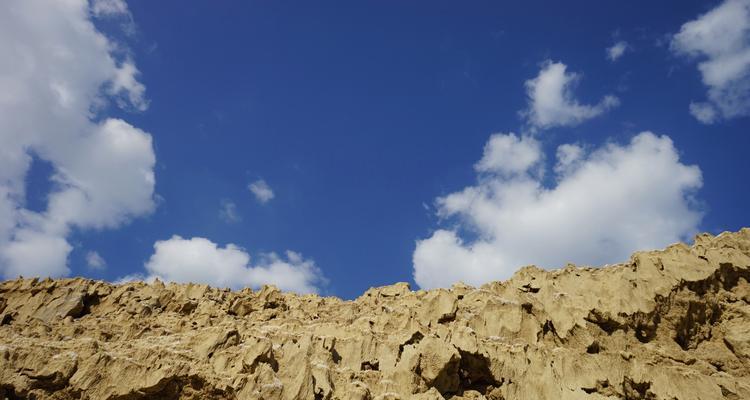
<box><xmin>1</xmin><ymin>229</ymin><xmax>749</xmax><ymax>399</ymax></box>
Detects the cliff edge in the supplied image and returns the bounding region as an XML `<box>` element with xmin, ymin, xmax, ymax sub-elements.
<box><xmin>1</xmin><ymin>229</ymin><xmax>749</xmax><ymax>399</ymax></box>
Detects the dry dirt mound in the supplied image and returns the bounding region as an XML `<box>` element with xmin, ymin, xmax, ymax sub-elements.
<box><xmin>1</xmin><ymin>229</ymin><xmax>750</xmax><ymax>400</ymax></box>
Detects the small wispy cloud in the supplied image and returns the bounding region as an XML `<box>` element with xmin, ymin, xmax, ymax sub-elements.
<box><xmin>90</xmin><ymin>0</ymin><xmax>137</xmax><ymax>37</ymax></box>
<box><xmin>248</xmin><ymin>179</ymin><xmax>275</xmax><ymax>204</ymax></box>
<box><xmin>86</xmin><ymin>251</ymin><xmax>107</xmax><ymax>271</ymax></box>
<box><xmin>606</xmin><ymin>40</ymin><xmax>629</xmax><ymax>61</ymax></box>
<box><xmin>219</xmin><ymin>199</ymin><xmax>242</xmax><ymax>223</ymax></box>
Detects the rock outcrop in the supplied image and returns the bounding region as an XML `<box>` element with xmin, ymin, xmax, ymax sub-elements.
<box><xmin>1</xmin><ymin>229</ymin><xmax>750</xmax><ymax>399</ymax></box>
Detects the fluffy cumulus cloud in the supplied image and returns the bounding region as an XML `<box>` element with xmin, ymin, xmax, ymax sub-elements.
<box><xmin>413</xmin><ymin>132</ymin><xmax>703</xmax><ymax>289</ymax></box>
<box><xmin>0</xmin><ymin>0</ymin><xmax>156</xmax><ymax>278</ymax></box>
<box><xmin>474</xmin><ymin>134</ymin><xmax>543</xmax><ymax>176</ymax></box>
<box><xmin>671</xmin><ymin>0</ymin><xmax>750</xmax><ymax>123</ymax></box>
<box><xmin>141</xmin><ymin>236</ymin><xmax>324</xmax><ymax>294</ymax></box>
<box><xmin>521</xmin><ymin>61</ymin><xmax>620</xmax><ymax>130</ymax></box>
<box><xmin>607</xmin><ymin>41</ymin><xmax>629</xmax><ymax>61</ymax></box>
<box><xmin>249</xmin><ymin>179</ymin><xmax>275</xmax><ymax>204</ymax></box>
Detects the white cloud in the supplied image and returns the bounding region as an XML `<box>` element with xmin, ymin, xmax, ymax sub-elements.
<box><xmin>554</xmin><ymin>143</ymin><xmax>584</xmax><ymax>176</ymax></box>
<box><xmin>413</xmin><ymin>132</ymin><xmax>703</xmax><ymax>289</ymax></box>
<box><xmin>91</xmin><ymin>0</ymin><xmax>129</xmax><ymax>17</ymax></box>
<box><xmin>113</xmin><ymin>273</ymin><xmax>151</xmax><ymax>285</ymax></box>
<box><xmin>141</xmin><ymin>236</ymin><xmax>324</xmax><ymax>294</ymax></box>
<box><xmin>90</xmin><ymin>0</ymin><xmax>136</xmax><ymax>36</ymax></box>
<box><xmin>0</xmin><ymin>0</ymin><xmax>156</xmax><ymax>278</ymax></box>
<box><xmin>249</xmin><ymin>179</ymin><xmax>275</xmax><ymax>204</ymax></box>
<box><xmin>671</xmin><ymin>0</ymin><xmax>750</xmax><ymax>123</ymax></box>
<box><xmin>85</xmin><ymin>250</ymin><xmax>106</xmax><ymax>270</ymax></box>
<box><xmin>1</xmin><ymin>231</ymin><xmax>72</xmax><ymax>279</ymax></box>
<box><xmin>521</xmin><ymin>61</ymin><xmax>620</xmax><ymax>130</ymax></box>
<box><xmin>108</xmin><ymin>60</ymin><xmax>148</xmax><ymax>110</ymax></box>
<box><xmin>689</xmin><ymin>101</ymin><xmax>719</xmax><ymax>124</ymax></box>
<box><xmin>607</xmin><ymin>41</ymin><xmax>629</xmax><ymax>61</ymax></box>
<box><xmin>219</xmin><ymin>199</ymin><xmax>241</xmax><ymax>223</ymax></box>
<box><xmin>474</xmin><ymin>134</ymin><xmax>542</xmax><ymax>176</ymax></box>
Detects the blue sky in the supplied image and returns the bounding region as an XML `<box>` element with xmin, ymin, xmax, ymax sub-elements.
<box><xmin>1</xmin><ymin>0</ymin><xmax>749</xmax><ymax>299</ymax></box>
